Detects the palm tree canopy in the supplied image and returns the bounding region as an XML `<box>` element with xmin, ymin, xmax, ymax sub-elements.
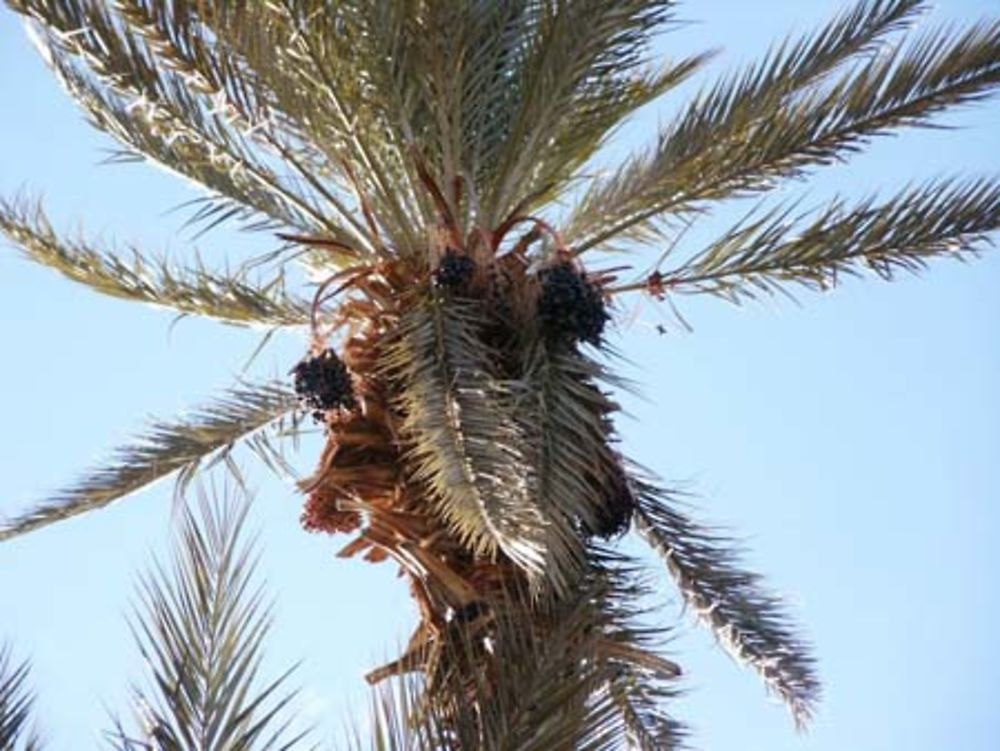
<box><xmin>1</xmin><ymin>0</ymin><xmax>998</xmax><ymax>748</ymax></box>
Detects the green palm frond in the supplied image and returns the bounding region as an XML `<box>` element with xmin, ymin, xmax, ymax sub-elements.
<box><xmin>274</xmin><ymin>0</ymin><xmax>449</xmax><ymax>240</ymax></box>
<box><xmin>638</xmin><ymin>176</ymin><xmax>1000</xmax><ymax>302</ymax></box>
<box><xmin>240</xmin><ymin>2</ymin><xmax>420</xmax><ymax>209</ymax></box>
<box><xmin>567</xmin><ymin>0</ymin><xmax>1000</xmax><ymax>252</ymax></box>
<box><xmin>632</xmin><ymin>482</ymin><xmax>819</xmax><ymax>727</ymax></box>
<box><xmin>0</xmin><ymin>382</ymin><xmax>298</xmax><ymax>543</ymax></box>
<box><xmin>384</xmin><ymin>298</ymin><xmax>582</xmax><ymax>592</ymax></box>
<box><xmin>436</xmin><ymin>0</ymin><xmax>543</xmax><ymax>223</ymax></box>
<box><xmin>114</xmin><ymin>1</ymin><xmax>705</xmax><ymax>239</ymax></box>
<box><xmin>7</xmin><ymin>0</ymin><xmax>366</xmax><ymax>243</ymax></box>
<box><xmin>143</xmin><ymin>0</ymin><xmax>431</xmax><ymax>248</ymax></box>
<box><xmin>479</xmin><ymin>0</ymin><xmax>708</xmax><ymax>224</ymax></box>
<box><xmin>0</xmin><ymin>197</ymin><xmax>310</xmax><ymax>326</ymax></box>
<box><xmin>0</xmin><ymin>647</ymin><xmax>42</xmax><ymax>751</ymax></box>
<box><xmin>47</xmin><ymin>54</ymin><xmax>325</xmax><ymax>238</ymax></box>
<box><xmin>107</xmin><ymin>484</ymin><xmax>309</xmax><ymax>750</ymax></box>
<box><xmin>112</xmin><ymin>0</ymin><xmax>387</xmax><ymax>247</ymax></box>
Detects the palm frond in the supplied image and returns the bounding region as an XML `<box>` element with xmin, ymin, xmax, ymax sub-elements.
<box><xmin>383</xmin><ymin>298</ymin><xmax>582</xmax><ymax>592</ymax></box>
<box><xmin>566</xmin><ymin>1</ymin><xmax>1000</xmax><ymax>251</ymax></box>
<box><xmin>443</xmin><ymin>0</ymin><xmax>543</xmax><ymax>224</ymax></box>
<box><xmin>567</xmin><ymin>0</ymin><xmax>919</xmax><ymax>247</ymax></box>
<box><xmin>482</xmin><ymin>0</ymin><xmax>706</xmax><ymax>224</ymax></box>
<box><xmin>265</xmin><ymin>0</ymin><xmax>436</xmax><ymax>244</ymax></box>
<box><xmin>107</xmin><ymin>483</ymin><xmax>309</xmax><ymax>750</ymax></box>
<box><xmin>146</xmin><ymin>0</ymin><xmax>432</xmax><ymax>249</ymax></box>
<box><xmin>8</xmin><ymin>0</ymin><xmax>366</xmax><ymax>244</ymax></box>
<box><xmin>0</xmin><ymin>197</ymin><xmax>310</xmax><ymax>326</ymax></box>
<box><xmin>0</xmin><ymin>647</ymin><xmax>42</xmax><ymax>751</ymax></box>
<box><xmin>632</xmin><ymin>481</ymin><xmax>819</xmax><ymax>727</ymax></box>
<box><xmin>358</xmin><ymin>0</ymin><xmax>486</xmax><ymax>230</ymax></box>
<box><xmin>0</xmin><ymin>382</ymin><xmax>298</xmax><ymax>543</ymax></box>
<box><xmin>643</xmin><ymin>176</ymin><xmax>1000</xmax><ymax>303</ymax></box>
<box><xmin>112</xmin><ymin>0</ymin><xmax>386</xmax><ymax>248</ymax></box>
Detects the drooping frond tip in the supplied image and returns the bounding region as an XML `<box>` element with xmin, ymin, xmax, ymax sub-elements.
<box><xmin>593</xmin><ymin>548</ymin><xmax>686</xmax><ymax>750</ymax></box>
<box><xmin>632</xmin><ymin>482</ymin><xmax>820</xmax><ymax>727</ymax></box>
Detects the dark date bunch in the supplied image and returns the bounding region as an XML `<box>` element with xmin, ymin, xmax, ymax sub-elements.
<box><xmin>537</xmin><ymin>261</ymin><xmax>608</xmax><ymax>345</ymax></box>
<box><xmin>292</xmin><ymin>348</ymin><xmax>355</xmax><ymax>421</ymax></box>
<box><xmin>434</xmin><ymin>248</ymin><xmax>476</xmax><ymax>290</ymax></box>
<box><xmin>591</xmin><ymin>468</ymin><xmax>635</xmax><ymax>539</ymax></box>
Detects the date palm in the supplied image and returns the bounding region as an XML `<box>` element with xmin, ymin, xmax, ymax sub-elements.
<box><xmin>2</xmin><ymin>0</ymin><xmax>999</xmax><ymax>747</ymax></box>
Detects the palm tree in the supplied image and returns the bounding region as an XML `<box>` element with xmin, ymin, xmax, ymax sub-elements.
<box><xmin>1</xmin><ymin>0</ymin><xmax>999</xmax><ymax>747</ymax></box>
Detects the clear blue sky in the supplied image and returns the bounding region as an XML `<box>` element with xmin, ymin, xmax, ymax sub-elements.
<box><xmin>1</xmin><ymin>3</ymin><xmax>998</xmax><ymax>749</ymax></box>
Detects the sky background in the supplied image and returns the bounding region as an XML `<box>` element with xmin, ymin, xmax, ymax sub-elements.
<box><xmin>1</xmin><ymin>2</ymin><xmax>998</xmax><ymax>749</ymax></box>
